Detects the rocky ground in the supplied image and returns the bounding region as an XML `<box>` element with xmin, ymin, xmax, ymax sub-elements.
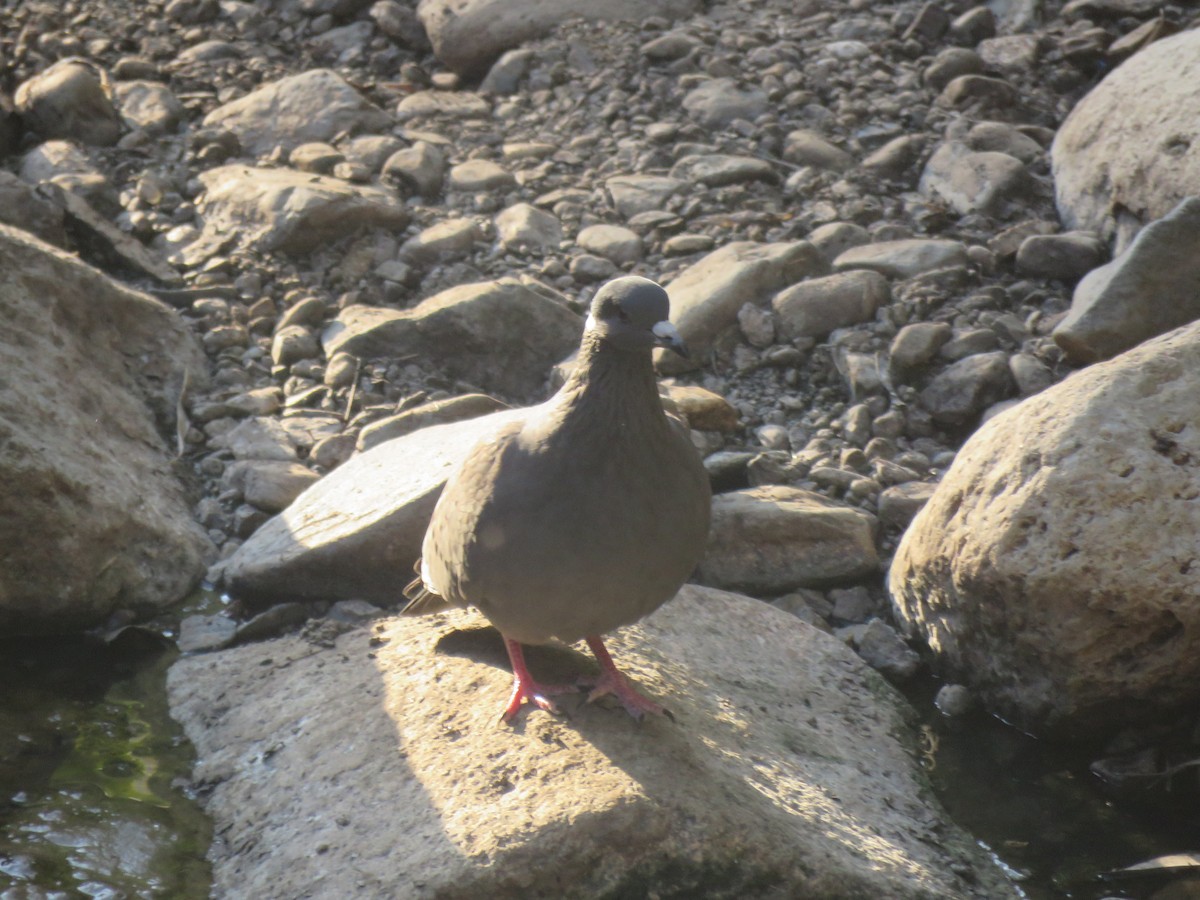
<box><xmin>0</xmin><ymin>0</ymin><xmax>1128</xmax><ymax>597</ymax></box>
<box><xmin>5</xmin><ymin>0</ymin><xmax>1200</xmax><ymax>894</ymax></box>
<box><xmin>2</xmin><ymin>0</ymin><xmax>1189</xmax><ymax>667</ymax></box>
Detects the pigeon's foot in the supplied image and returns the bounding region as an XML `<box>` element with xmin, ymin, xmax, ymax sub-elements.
<box><xmin>500</xmin><ymin>637</ymin><xmax>577</xmax><ymax>723</ymax></box>
<box><xmin>583</xmin><ymin>635</ymin><xmax>674</xmax><ymax>722</ymax></box>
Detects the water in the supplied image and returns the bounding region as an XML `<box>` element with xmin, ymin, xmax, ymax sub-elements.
<box><xmin>2</xmin><ymin>619</ymin><xmax>1196</xmax><ymax>899</ymax></box>
<box><xmin>912</xmin><ymin>676</ymin><xmax>1200</xmax><ymax>900</ymax></box>
<box><xmin>0</xmin><ymin>631</ymin><xmax>212</xmax><ymax>899</ymax></box>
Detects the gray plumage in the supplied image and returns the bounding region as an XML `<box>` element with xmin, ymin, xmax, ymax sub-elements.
<box><xmin>404</xmin><ymin>276</ymin><xmax>712</xmax><ymax>719</ymax></box>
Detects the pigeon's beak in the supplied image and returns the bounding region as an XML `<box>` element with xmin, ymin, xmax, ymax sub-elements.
<box><xmin>652</xmin><ymin>320</ymin><xmax>688</xmax><ymax>358</ymax></box>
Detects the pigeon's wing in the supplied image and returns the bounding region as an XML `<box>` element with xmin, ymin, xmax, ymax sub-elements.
<box><xmin>407</xmin><ymin>419</ymin><xmax>527</xmax><ymax>614</ymax></box>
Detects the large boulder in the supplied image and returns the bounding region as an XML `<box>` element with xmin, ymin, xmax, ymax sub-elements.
<box><xmin>168</xmin><ymin>584</ymin><xmax>1015</xmax><ymax>899</ymax></box>
<box><xmin>1052</xmin><ymin>28</ymin><xmax>1200</xmax><ymax>250</ymax></box>
<box><xmin>418</xmin><ymin>0</ymin><xmax>703</xmax><ymax>78</ymax></box>
<box><xmin>889</xmin><ymin>321</ymin><xmax>1200</xmax><ymax>738</ymax></box>
<box><xmin>0</xmin><ymin>225</ymin><xmax>213</xmax><ymax>633</ymax></box>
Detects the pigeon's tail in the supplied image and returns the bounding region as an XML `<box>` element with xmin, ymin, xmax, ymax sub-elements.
<box><xmin>401</xmin><ymin>559</ymin><xmax>453</xmax><ymax>615</ymax></box>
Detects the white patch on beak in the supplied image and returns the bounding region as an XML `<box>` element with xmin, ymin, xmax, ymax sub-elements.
<box><xmin>652</xmin><ymin>320</ymin><xmax>680</xmax><ymax>342</ymax></box>
<box><xmin>652</xmin><ymin>320</ymin><xmax>688</xmax><ymax>357</ymax></box>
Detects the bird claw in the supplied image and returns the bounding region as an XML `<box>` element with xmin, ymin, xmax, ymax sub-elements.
<box><xmin>499</xmin><ymin>676</ymin><xmax>577</xmax><ymax>724</ymax></box>
<box><xmin>581</xmin><ymin>672</ymin><xmax>674</xmax><ymax>722</ymax></box>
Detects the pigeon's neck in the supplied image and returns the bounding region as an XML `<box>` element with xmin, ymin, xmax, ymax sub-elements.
<box><xmin>556</xmin><ymin>332</ymin><xmax>665</xmax><ymax>428</ymax></box>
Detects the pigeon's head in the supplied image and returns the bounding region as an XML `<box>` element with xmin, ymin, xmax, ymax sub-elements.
<box><xmin>585</xmin><ymin>276</ymin><xmax>688</xmax><ymax>357</ymax></box>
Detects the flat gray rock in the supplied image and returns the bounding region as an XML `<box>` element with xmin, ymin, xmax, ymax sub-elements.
<box><xmin>1053</xmin><ymin>197</ymin><xmax>1200</xmax><ymax>364</ymax></box>
<box><xmin>918</xmin><ymin>351</ymin><xmax>1016</xmax><ymax>428</ymax></box>
<box><xmin>920</xmin><ymin>141</ymin><xmax>1032</xmax><ymax>215</ymax></box>
<box><xmin>668</xmin><ymin>153</ymin><xmax>777</xmax><ymax>186</ymax></box>
<box><xmin>202</xmin><ymin>69</ymin><xmax>392</xmax><ymax>157</ymax></box>
<box><xmin>222</xmin><ymin>407</ymin><xmax>530</xmax><ymax>609</ymax></box>
<box><xmin>322</xmin><ymin>279</ymin><xmax>582</xmax><ymax>399</ymax></box>
<box><xmin>834</xmin><ymin>238</ymin><xmax>968</xmax><ymax>280</ymax></box>
<box><xmin>187</xmin><ymin>164</ymin><xmax>410</xmax><ymax>258</ymax></box>
<box><xmin>168</xmin><ymin>584</ymin><xmax>1014</xmax><ymax>899</ymax></box>
<box><xmin>662</xmin><ymin>241</ymin><xmax>826</xmax><ymax>371</ymax></box>
<box><xmin>605</xmin><ymin>174</ymin><xmax>687</xmax><ymax>218</ymax></box>
<box><xmin>681</xmin><ymin>77</ymin><xmax>768</xmax><ymax>127</ymax></box>
<box><xmin>418</xmin><ymin>0</ymin><xmax>702</xmax><ymax>77</ymax></box>
<box><xmin>772</xmin><ymin>269</ymin><xmax>891</xmax><ymax>341</ymax></box>
<box><xmin>696</xmin><ymin>486</ymin><xmax>880</xmax><ymax>594</ymax></box>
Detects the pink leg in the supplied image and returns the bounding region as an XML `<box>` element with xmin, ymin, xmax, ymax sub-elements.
<box><xmin>500</xmin><ymin>637</ymin><xmax>576</xmax><ymax>723</ymax></box>
<box><xmin>583</xmin><ymin>635</ymin><xmax>673</xmax><ymax>721</ymax></box>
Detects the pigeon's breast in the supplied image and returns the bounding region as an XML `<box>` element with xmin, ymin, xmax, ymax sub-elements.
<box><xmin>462</xmin><ymin>418</ymin><xmax>710</xmax><ymax>644</ymax></box>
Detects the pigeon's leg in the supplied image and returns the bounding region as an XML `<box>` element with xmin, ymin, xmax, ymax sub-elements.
<box><xmin>500</xmin><ymin>637</ymin><xmax>577</xmax><ymax>723</ymax></box>
<box><xmin>582</xmin><ymin>635</ymin><xmax>674</xmax><ymax>721</ymax></box>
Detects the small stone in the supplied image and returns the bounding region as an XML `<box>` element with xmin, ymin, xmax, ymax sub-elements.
<box><xmin>480</xmin><ymin>49</ymin><xmax>535</xmax><ymax>95</ymax></box>
<box><xmin>923</xmin><ymin>48</ymin><xmax>984</xmax><ymax>91</ymax></box>
<box><xmin>772</xmin><ymin>270</ymin><xmax>891</xmax><ymax>341</ymax></box>
<box><xmin>934</xmin><ymin>683</ymin><xmax>976</xmax><ymax>717</ymax></box>
<box><xmin>114</xmin><ymin>80</ymin><xmax>185</xmax><ymax>136</ymax></box>
<box><xmin>860</xmin><ymin>135</ymin><xmax>924</xmax><ymax>178</ymax></box>
<box><xmin>641</xmin><ymin>32</ymin><xmax>695</xmax><ymax>61</ymax></box>
<box><xmin>782</xmin><ymin>130</ymin><xmax>854</xmax><ymax>171</ymax></box>
<box><xmin>877</xmin><ymin>482</ymin><xmax>937</xmax><ymax>530</ymax></box>
<box><xmin>682</xmin><ymin>78</ymin><xmax>768</xmax><ymax>128</ymax></box>
<box><xmin>919</xmin><ymin>351</ymin><xmax>1016</xmax><ymax>428</ymax></box>
<box><xmin>569</xmin><ymin>254</ymin><xmax>618</xmax><ymax>281</ymax></box>
<box><xmin>311</xmin><ymin>433</ymin><xmax>357</xmax><ymax>470</ymax></box>
<box><xmin>15</xmin><ymin>60</ymin><xmax>123</xmax><ymax>146</ymax></box>
<box><xmin>382</xmin><ymin>143</ymin><xmax>446</xmax><ymax>196</ymax></box>
<box><xmin>272</xmin><ymin>325</ymin><xmax>320</xmax><ymax>367</ymax></box>
<box><xmin>737</xmin><ymin>303</ymin><xmax>776</xmax><ymax>348</ymax></box>
<box><xmin>278</xmin><ymin>296</ymin><xmax>327</xmax><ymax>330</ymax></box>
<box><xmin>1009</xmin><ymin>352</ymin><xmax>1054</xmax><ymax>396</ymax></box>
<box><xmin>495</xmin><ymin>203</ymin><xmax>562</xmax><ymax>252</ymax></box>
<box><xmin>400</xmin><ymin>217</ymin><xmax>481</xmax><ymax>263</ymax></box>
<box><xmin>834</xmin><ymin>239</ymin><xmax>968</xmax><ymax>280</ymax></box>
<box><xmin>830</xmin><ymin>586</ymin><xmax>876</xmax><ymax>624</ymax></box>
<box><xmin>1015</xmin><ymin>232</ymin><xmax>1104</xmax><ymax>280</ymax></box>
<box><xmin>178</xmin><ymin>614</ymin><xmax>238</xmax><ymax>653</ymax></box>
<box><xmin>324</xmin><ymin>352</ymin><xmax>359</xmax><ymax>388</ymax></box>
<box><xmin>855</xmin><ymin>619</ymin><xmax>921</xmax><ymax>680</ymax></box>
<box><xmin>663</xmin><ymin>233</ymin><xmax>715</xmax><ymax>255</ymax></box>
<box><xmin>395</xmin><ymin>90</ymin><xmax>490</xmax><ymax>122</ymax></box>
<box><xmin>238</xmin><ymin>460</ymin><xmax>322</xmax><ymax>513</ymax></box>
<box><xmin>920</xmin><ymin>143</ymin><xmax>1032</xmax><ymax>216</ymax></box>
<box><xmin>290</xmin><ymin>142</ymin><xmax>344</xmax><ymax>174</ymax></box>
<box><xmin>890</xmin><ymin>322</ymin><xmax>953</xmax><ymax>370</ymax></box>
<box><xmin>949</xmin><ymin>6</ymin><xmax>996</xmax><ymax>45</ymax></box>
<box><xmin>447</xmin><ymin>159</ymin><xmax>515</xmax><ymax>192</ymax></box>
<box><xmin>576</xmin><ymin>224</ymin><xmax>642</xmax><ymax>264</ymax></box>
<box><xmin>938</xmin><ymin>328</ymin><xmax>999</xmax><ymax>361</ymax></box>
<box><xmin>937</xmin><ymin>74</ymin><xmax>1017</xmax><ymax>109</ymax></box>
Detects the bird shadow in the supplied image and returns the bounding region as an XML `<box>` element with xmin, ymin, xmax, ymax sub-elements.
<box><xmin>433</xmin><ymin>626</ymin><xmax>658</xmax><ymax>732</ymax></box>
<box><xmin>435</xmin><ymin>625</ymin><xmax>596</xmax><ymax>675</ymax></box>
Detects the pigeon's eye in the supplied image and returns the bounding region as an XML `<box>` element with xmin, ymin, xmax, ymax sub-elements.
<box><xmin>616</xmin><ymin>308</ymin><xmax>631</xmax><ymax>323</ymax></box>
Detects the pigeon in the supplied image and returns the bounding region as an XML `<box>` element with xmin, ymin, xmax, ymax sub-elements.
<box><xmin>403</xmin><ymin>276</ymin><xmax>712</xmax><ymax>722</ymax></box>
